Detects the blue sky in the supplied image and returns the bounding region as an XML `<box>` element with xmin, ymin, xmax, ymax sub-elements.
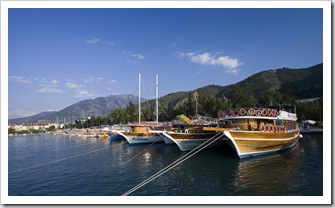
<box><xmin>8</xmin><ymin>7</ymin><xmax>323</xmax><ymax>119</ymax></box>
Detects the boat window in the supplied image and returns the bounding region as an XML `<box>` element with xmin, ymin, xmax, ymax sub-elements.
<box><xmin>276</xmin><ymin>120</ymin><xmax>282</xmax><ymax>126</ymax></box>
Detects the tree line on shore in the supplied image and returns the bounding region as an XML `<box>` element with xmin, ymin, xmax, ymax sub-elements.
<box><xmin>8</xmin><ymin>95</ymin><xmax>322</xmax><ymax>134</ymax></box>
<box><xmin>65</xmin><ymin>90</ymin><xmax>323</xmax><ymax>129</ymax></box>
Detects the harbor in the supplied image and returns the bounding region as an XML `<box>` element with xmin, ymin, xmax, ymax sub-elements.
<box><xmin>5</xmin><ymin>4</ymin><xmax>329</xmax><ymax>205</ymax></box>
<box><xmin>8</xmin><ymin>133</ymin><xmax>323</xmax><ymax>196</ymax></box>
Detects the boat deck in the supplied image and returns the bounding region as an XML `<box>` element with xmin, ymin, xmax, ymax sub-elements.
<box><xmin>202</xmin><ymin>127</ymin><xmax>233</xmax><ymax>132</ymax></box>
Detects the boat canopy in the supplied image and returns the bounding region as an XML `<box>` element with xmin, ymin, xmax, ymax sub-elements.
<box><xmin>302</xmin><ymin>120</ymin><xmax>316</xmax><ymax>125</ymax></box>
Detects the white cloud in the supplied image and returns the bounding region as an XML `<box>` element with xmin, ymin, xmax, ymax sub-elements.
<box><xmin>9</xmin><ymin>76</ymin><xmax>33</xmax><ymax>84</ymax></box>
<box><xmin>65</xmin><ymin>82</ymin><xmax>85</xmax><ymax>90</ymax></box>
<box><xmin>106</xmin><ymin>40</ymin><xmax>115</xmax><ymax>46</ymax></box>
<box><xmin>36</xmin><ymin>79</ymin><xmax>62</xmax><ymax>93</ymax></box>
<box><xmin>86</xmin><ymin>37</ymin><xmax>99</xmax><ymax>44</ymax></box>
<box><xmin>170</xmin><ymin>42</ymin><xmax>176</xmax><ymax>47</ymax></box>
<box><xmin>50</xmin><ymin>79</ymin><xmax>59</xmax><ymax>84</ymax></box>
<box><xmin>36</xmin><ymin>87</ymin><xmax>62</xmax><ymax>93</ymax></box>
<box><xmin>83</xmin><ymin>76</ymin><xmax>103</xmax><ymax>83</ymax></box>
<box><xmin>65</xmin><ymin>82</ymin><xmax>94</xmax><ymax>98</ymax></box>
<box><xmin>75</xmin><ymin>90</ymin><xmax>94</xmax><ymax>98</ymax></box>
<box><xmin>131</xmin><ymin>54</ymin><xmax>145</xmax><ymax>59</ymax></box>
<box><xmin>123</xmin><ymin>51</ymin><xmax>145</xmax><ymax>60</ymax></box>
<box><xmin>109</xmin><ymin>80</ymin><xmax>116</xmax><ymax>83</ymax></box>
<box><xmin>177</xmin><ymin>51</ymin><xmax>242</xmax><ymax>75</ymax></box>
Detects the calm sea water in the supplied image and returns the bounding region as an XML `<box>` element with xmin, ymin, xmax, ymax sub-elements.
<box><xmin>8</xmin><ymin>133</ymin><xmax>323</xmax><ymax>196</ymax></box>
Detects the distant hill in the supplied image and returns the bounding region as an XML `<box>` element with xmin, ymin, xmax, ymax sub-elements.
<box><xmin>220</xmin><ymin>63</ymin><xmax>323</xmax><ymax>100</ymax></box>
<box><xmin>9</xmin><ymin>63</ymin><xmax>322</xmax><ymax>124</ymax></box>
<box><xmin>145</xmin><ymin>63</ymin><xmax>322</xmax><ymax>116</ymax></box>
<box><xmin>9</xmin><ymin>94</ymin><xmax>143</xmax><ymax>124</ymax></box>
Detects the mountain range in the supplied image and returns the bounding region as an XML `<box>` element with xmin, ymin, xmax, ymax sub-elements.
<box><xmin>9</xmin><ymin>94</ymin><xmax>143</xmax><ymax>124</ymax></box>
<box><xmin>9</xmin><ymin>63</ymin><xmax>322</xmax><ymax>124</ymax></box>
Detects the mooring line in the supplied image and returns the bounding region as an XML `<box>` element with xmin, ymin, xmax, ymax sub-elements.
<box><xmin>9</xmin><ymin>142</ymin><xmax>124</xmax><ymax>174</ymax></box>
<box><xmin>87</xmin><ymin>141</ymin><xmax>104</xmax><ymax>151</ymax></box>
<box><xmin>50</xmin><ymin>142</ymin><xmax>94</xmax><ymax>151</ymax></box>
<box><xmin>121</xmin><ymin>132</ymin><xmax>224</xmax><ymax>196</ymax></box>
<box><xmin>121</xmin><ymin>135</ymin><xmax>163</xmax><ymax>167</ymax></box>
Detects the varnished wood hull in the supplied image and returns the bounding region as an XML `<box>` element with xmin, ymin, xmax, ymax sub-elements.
<box><xmin>224</xmin><ymin>130</ymin><xmax>300</xmax><ymax>158</ymax></box>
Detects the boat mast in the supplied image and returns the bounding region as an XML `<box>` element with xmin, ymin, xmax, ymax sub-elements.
<box><xmin>139</xmin><ymin>73</ymin><xmax>141</xmax><ymax>124</ymax></box>
<box><xmin>156</xmin><ymin>73</ymin><xmax>159</xmax><ymax>124</ymax></box>
<box><xmin>195</xmin><ymin>92</ymin><xmax>198</xmax><ymax>116</ymax></box>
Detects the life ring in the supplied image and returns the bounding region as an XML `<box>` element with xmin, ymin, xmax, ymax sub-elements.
<box><xmin>264</xmin><ymin>125</ymin><xmax>269</xmax><ymax>132</ymax></box>
<box><xmin>273</xmin><ymin>110</ymin><xmax>278</xmax><ymax>117</ymax></box>
<box><xmin>267</xmin><ymin>109</ymin><xmax>272</xmax><ymax>117</ymax></box>
<box><xmin>269</xmin><ymin>125</ymin><xmax>273</xmax><ymax>132</ymax></box>
<box><xmin>256</xmin><ymin>110</ymin><xmax>262</xmax><ymax>116</ymax></box>
<box><xmin>280</xmin><ymin>126</ymin><xmax>284</xmax><ymax>132</ymax></box>
<box><xmin>261</xmin><ymin>109</ymin><xmax>267</xmax><ymax>116</ymax></box>
<box><xmin>272</xmin><ymin>125</ymin><xmax>277</xmax><ymax>133</ymax></box>
<box><xmin>282</xmin><ymin>126</ymin><xmax>286</xmax><ymax>132</ymax></box>
<box><xmin>248</xmin><ymin>108</ymin><xmax>255</xmax><ymax>116</ymax></box>
<box><xmin>259</xmin><ymin>125</ymin><xmax>264</xmax><ymax>132</ymax></box>
<box><xmin>239</xmin><ymin>108</ymin><xmax>246</xmax><ymax>116</ymax></box>
<box><xmin>270</xmin><ymin>109</ymin><xmax>275</xmax><ymax>117</ymax></box>
<box><xmin>275</xmin><ymin>126</ymin><xmax>281</xmax><ymax>132</ymax></box>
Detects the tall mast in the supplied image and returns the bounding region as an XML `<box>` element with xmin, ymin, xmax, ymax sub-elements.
<box><xmin>195</xmin><ymin>92</ymin><xmax>198</xmax><ymax>116</ymax></box>
<box><xmin>138</xmin><ymin>73</ymin><xmax>141</xmax><ymax>124</ymax></box>
<box><xmin>156</xmin><ymin>73</ymin><xmax>159</xmax><ymax>124</ymax></box>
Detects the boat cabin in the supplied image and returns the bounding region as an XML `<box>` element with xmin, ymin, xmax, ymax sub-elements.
<box><xmin>218</xmin><ymin>107</ymin><xmax>298</xmax><ymax>132</ymax></box>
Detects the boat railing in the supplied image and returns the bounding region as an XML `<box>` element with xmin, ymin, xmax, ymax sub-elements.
<box><xmin>127</xmin><ymin>122</ymin><xmax>171</xmax><ymax>127</ymax></box>
<box><xmin>218</xmin><ymin>107</ymin><xmax>281</xmax><ymax>118</ymax></box>
<box><xmin>219</xmin><ymin>122</ymin><xmax>293</xmax><ymax>133</ymax></box>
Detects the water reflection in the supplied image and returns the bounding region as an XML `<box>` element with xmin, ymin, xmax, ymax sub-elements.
<box><xmin>8</xmin><ymin>133</ymin><xmax>323</xmax><ymax>196</ymax></box>
<box><xmin>233</xmin><ymin>134</ymin><xmax>322</xmax><ymax>196</ymax></box>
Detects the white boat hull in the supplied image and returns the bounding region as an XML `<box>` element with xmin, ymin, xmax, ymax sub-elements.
<box><xmin>162</xmin><ymin>137</ymin><xmax>175</xmax><ymax>144</ymax></box>
<box><xmin>117</xmin><ymin>131</ymin><xmax>164</xmax><ymax>144</ymax></box>
<box><xmin>162</xmin><ymin>132</ymin><xmax>225</xmax><ymax>151</ymax></box>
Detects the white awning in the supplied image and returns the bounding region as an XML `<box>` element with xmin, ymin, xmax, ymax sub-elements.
<box><xmin>302</xmin><ymin>120</ymin><xmax>316</xmax><ymax>125</ymax></box>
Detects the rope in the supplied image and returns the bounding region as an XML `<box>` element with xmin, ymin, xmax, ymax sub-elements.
<box><xmin>87</xmin><ymin>141</ymin><xmax>103</xmax><ymax>151</ymax></box>
<box><xmin>121</xmin><ymin>132</ymin><xmax>224</xmax><ymax>196</ymax></box>
<box><xmin>9</xmin><ymin>142</ymin><xmax>124</xmax><ymax>174</ymax></box>
<box><xmin>50</xmin><ymin>141</ymin><xmax>95</xmax><ymax>151</ymax></box>
<box><xmin>159</xmin><ymin>102</ymin><xmax>170</xmax><ymax>120</ymax></box>
<box><xmin>121</xmin><ymin>135</ymin><xmax>163</xmax><ymax>166</ymax></box>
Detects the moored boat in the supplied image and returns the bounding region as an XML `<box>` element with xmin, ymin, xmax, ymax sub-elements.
<box><xmin>117</xmin><ymin>122</ymin><xmax>165</xmax><ymax>144</ymax></box>
<box><xmin>106</xmin><ymin>125</ymin><xmax>131</xmax><ymax>140</ymax></box>
<box><xmin>117</xmin><ymin>73</ymin><xmax>166</xmax><ymax>144</ymax></box>
<box><xmin>151</xmin><ymin>114</ymin><xmax>223</xmax><ymax>150</ymax></box>
<box><xmin>204</xmin><ymin>106</ymin><xmax>302</xmax><ymax>158</ymax></box>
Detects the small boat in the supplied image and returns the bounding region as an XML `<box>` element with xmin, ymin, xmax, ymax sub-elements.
<box><xmin>204</xmin><ymin>105</ymin><xmax>302</xmax><ymax>158</ymax></box>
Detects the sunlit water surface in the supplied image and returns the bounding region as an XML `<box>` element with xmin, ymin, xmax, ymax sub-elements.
<box><xmin>8</xmin><ymin>133</ymin><xmax>322</xmax><ymax>196</ymax></box>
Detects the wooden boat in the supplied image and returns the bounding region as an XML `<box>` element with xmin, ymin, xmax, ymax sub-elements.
<box><xmin>151</xmin><ymin>114</ymin><xmax>224</xmax><ymax>150</ymax></box>
<box><xmin>117</xmin><ymin>73</ymin><xmax>165</xmax><ymax>144</ymax></box>
<box><xmin>204</xmin><ymin>106</ymin><xmax>302</xmax><ymax>158</ymax></box>
<box><xmin>107</xmin><ymin>131</ymin><xmax>125</xmax><ymax>140</ymax></box>
<box><xmin>117</xmin><ymin>122</ymin><xmax>165</xmax><ymax>144</ymax></box>
<box><xmin>106</xmin><ymin>125</ymin><xmax>131</xmax><ymax>140</ymax></box>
